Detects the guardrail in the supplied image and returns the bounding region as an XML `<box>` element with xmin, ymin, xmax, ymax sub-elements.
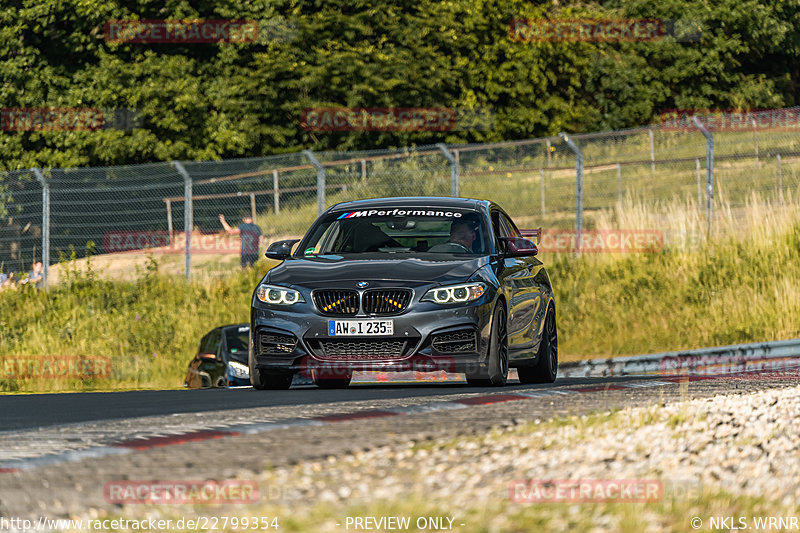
<box><xmin>297</xmin><ymin>337</ymin><xmax>800</xmax><ymax>386</ymax></box>
<box><xmin>559</xmin><ymin>338</ymin><xmax>800</xmax><ymax>378</ymax></box>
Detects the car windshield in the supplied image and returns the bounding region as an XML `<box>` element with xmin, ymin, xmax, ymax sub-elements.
<box><xmin>225</xmin><ymin>328</ymin><xmax>249</xmax><ymax>354</ymax></box>
<box><xmin>299</xmin><ymin>208</ymin><xmax>490</xmax><ymax>256</ymax></box>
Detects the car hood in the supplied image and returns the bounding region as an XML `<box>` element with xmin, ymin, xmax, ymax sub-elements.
<box><xmin>267</xmin><ymin>255</ymin><xmax>488</xmax><ymax>286</ymax></box>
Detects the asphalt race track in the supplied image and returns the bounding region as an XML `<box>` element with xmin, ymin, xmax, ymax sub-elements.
<box><xmin>2</xmin><ymin>377</ymin><xmax>655</xmax><ymax>432</ymax></box>
<box><xmin>2</xmin><ymin>371</ymin><xmax>799</xmax><ymax>520</ymax></box>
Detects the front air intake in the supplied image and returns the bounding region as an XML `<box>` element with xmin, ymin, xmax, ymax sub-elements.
<box><xmin>313</xmin><ymin>290</ymin><xmax>359</xmax><ymax>316</ymax></box>
<box><xmin>362</xmin><ymin>289</ymin><xmax>412</xmax><ymax>315</ymax></box>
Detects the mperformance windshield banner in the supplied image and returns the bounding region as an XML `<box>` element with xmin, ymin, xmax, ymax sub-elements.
<box><xmin>336</xmin><ymin>209</ymin><xmax>465</xmax><ymax>219</ymax></box>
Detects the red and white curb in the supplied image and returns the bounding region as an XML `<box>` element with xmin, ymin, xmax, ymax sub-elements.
<box><xmin>0</xmin><ymin>377</ymin><xmax>681</xmax><ymax>474</ymax></box>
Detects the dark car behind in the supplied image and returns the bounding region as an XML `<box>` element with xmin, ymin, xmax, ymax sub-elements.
<box><xmin>184</xmin><ymin>324</ymin><xmax>251</xmax><ymax>388</ymax></box>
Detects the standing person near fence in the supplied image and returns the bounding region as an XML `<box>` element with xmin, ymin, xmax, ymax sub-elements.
<box><xmin>20</xmin><ymin>261</ymin><xmax>43</xmax><ymax>289</ymax></box>
<box><xmin>218</xmin><ymin>214</ymin><xmax>263</xmax><ymax>268</ymax></box>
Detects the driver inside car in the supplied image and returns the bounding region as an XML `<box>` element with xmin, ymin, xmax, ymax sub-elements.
<box><xmin>428</xmin><ymin>219</ymin><xmax>477</xmax><ymax>253</ymax></box>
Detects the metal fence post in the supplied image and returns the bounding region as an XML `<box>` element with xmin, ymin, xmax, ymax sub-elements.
<box><xmin>166</xmin><ymin>199</ymin><xmax>173</xmax><ymax>235</ymax></box>
<box><xmin>692</xmin><ymin>117</ymin><xmax>714</xmax><ymax>236</ymax></box>
<box><xmin>436</xmin><ymin>143</ymin><xmax>459</xmax><ymax>197</ymax></box>
<box><xmin>545</xmin><ymin>139</ymin><xmax>552</xmax><ymax>169</ymax></box>
<box><xmin>696</xmin><ymin>158</ymin><xmax>702</xmax><ymax>207</ymax></box>
<box><xmin>272</xmin><ymin>170</ymin><xmax>280</xmax><ymax>214</ymax></box>
<box><xmin>777</xmin><ymin>154</ymin><xmax>783</xmax><ymax>202</ymax></box>
<box><xmin>752</xmin><ymin>118</ymin><xmax>759</xmax><ymax>167</ymax></box>
<box><xmin>559</xmin><ymin>133</ymin><xmax>583</xmax><ymax>251</ymax></box>
<box><xmin>172</xmin><ymin>161</ymin><xmax>192</xmax><ymax>279</ymax></box>
<box><xmin>540</xmin><ymin>168</ymin><xmax>546</xmax><ymax>217</ymax></box>
<box><xmin>648</xmin><ymin>128</ymin><xmax>655</xmax><ymax>174</ymax></box>
<box><xmin>303</xmin><ymin>150</ymin><xmax>325</xmax><ymax>215</ymax></box>
<box><xmin>616</xmin><ymin>163</ymin><xmax>622</xmax><ymax>204</ymax></box>
<box><xmin>32</xmin><ymin>168</ymin><xmax>49</xmax><ymax>290</ymax></box>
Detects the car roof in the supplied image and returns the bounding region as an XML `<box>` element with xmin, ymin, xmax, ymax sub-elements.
<box><xmin>328</xmin><ymin>197</ymin><xmax>490</xmax><ymax>212</ymax></box>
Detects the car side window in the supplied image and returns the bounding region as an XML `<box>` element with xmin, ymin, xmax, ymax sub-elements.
<box><xmin>199</xmin><ymin>329</ymin><xmax>222</xmax><ymax>355</ymax></box>
<box><xmin>197</xmin><ymin>333</ymin><xmax>210</xmax><ymax>354</ymax></box>
<box><xmin>500</xmin><ymin>213</ymin><xmax>522</xmax><ymax>238</ymax></box>
<box><xmin>491</xmin><ymin>210</ymin><xmax>513</xmax><ymax>254</ymax></box>
<box><xmin>491</xmin><ymin>211</ymin><xmax>509</xmax><ymax>240</ymax></box>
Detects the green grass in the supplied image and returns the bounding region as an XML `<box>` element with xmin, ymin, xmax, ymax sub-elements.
<box><xmin>553</xmin><ymin>196</ymin><xmax>800</xmax><ymax>360</ymax></box>
<box><xmin>0</xmin><ymin>256</ymin><xmax>265</xmax><ymax>392</ymax></box>
<box><xmin>145</xmin><ymin>492</ymin><xmax>796</xmax><ymax>533</ymax></box>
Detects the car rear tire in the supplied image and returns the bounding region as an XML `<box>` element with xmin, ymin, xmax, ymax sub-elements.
<box><xmin>251</xmin><ymin>366</ymin><xmax>293</xmax><ymax>390</ymax></box>
<box><xmin>466</xmin><ymin>302</ymin><xmax>508</xmax><ymax>387</ymax></box>
<box><xmin>518</xmin><ymin>303</ymin><xmax>558</xmax><ymax>384</ymax></box>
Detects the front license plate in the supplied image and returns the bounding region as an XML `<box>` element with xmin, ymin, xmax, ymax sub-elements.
<box><xmin>328</xmin><ymin>320</ymin><xmax>394</xmax><ymax>336</ymax></box>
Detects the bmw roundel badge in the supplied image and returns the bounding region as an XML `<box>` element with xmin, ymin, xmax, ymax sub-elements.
<box><xmin>356</xmin><ymin>281</ymin><xmax>369</xmax><ymax>288</ymax></box>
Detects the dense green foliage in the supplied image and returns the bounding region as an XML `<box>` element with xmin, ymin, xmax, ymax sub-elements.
<box><xmin>1</xmin><ymin>0</ymin><xmax>798</xmax><ymax>170</ymax></box>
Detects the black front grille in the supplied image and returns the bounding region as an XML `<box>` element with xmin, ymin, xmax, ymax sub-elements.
<box><xmin>313</xmin><ymin>290</ymin><xmax>359</xmax><ymax>316</ymax></box>
<box><xmin>258</xmin><ymin>331</ymin><xmax>297</xmax><ymax>356</ymax></box>
<box><xmin>316</xmin><ymin>339</ymin><xmax>408</xmax><ymax>360</ymax></box>
<box><xmin>432</xmin><ymin>330</ymin><xmax>477</xmax><ymax>353</ymax></box>
<box><xmin>362</xmin><ymin>289</ymin><xmax>412</xmax><ymax>315</ymax></box>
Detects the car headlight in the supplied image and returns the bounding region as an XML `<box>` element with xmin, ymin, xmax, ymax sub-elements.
<box><xmin>228</xmin><ymin>361</ymin><xmax>250</xmax><ymax>379</ymax></box>
<box><xmin>256</xmin><ymin>284</ymin><xmax>305</xmax><ymax>305</ymax></box>
<box><xmin>421</xmin><ymin>282</ymin><xmax>486</xmax><ymax>305</ymax></box>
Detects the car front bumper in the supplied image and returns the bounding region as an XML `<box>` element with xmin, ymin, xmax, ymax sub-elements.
<box><xmin>250</xmin><ymin>299</ymin><xmax>495</xmax><ymax>376</ymax></box>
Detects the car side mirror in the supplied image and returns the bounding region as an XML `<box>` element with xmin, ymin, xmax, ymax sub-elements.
<box><xmin>265</xmin><ymin>239</ymin><xmax>300</xmax><ymax>260</ymax></box>
<box><xmin>198</xmin><ymin>352</ymin><xmax>219</xmax><ymax>362</ymax></box>
<box><xmin>499</xmin><ymin>237</ymin><xmax>538</xmax><ymax>257</ymax></box>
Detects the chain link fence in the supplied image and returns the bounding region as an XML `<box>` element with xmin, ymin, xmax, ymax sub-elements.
<box><xmin>0</xmin><ymin>169</ymin><xmax>42</xmax><ymax>281</ymax></box>
<box><xmin>3</xmin><ymin>107</ymin><xmax>799</xmax><ymax>288</ymax></box>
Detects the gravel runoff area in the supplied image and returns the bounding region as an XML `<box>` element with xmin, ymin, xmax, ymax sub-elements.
<box><xmin>72</xmin><ymin>381</ymin><xmax>799</xmax><ymax>533</ymax></box>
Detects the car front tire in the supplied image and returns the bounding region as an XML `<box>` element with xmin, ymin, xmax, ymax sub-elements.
<box><xmin>313</xmin><ymin>374</ymin><xmax>352</xmax><ymax>389</ymax></box>
<box><xmin>466</xmin><ymin>302</ymin><xmax>508</xmax><ymax>387</ymax></box>
<box><xmin>251</xmin><ymin>366</ymin><xmax>293</xmax><ymax>390</ymax></box>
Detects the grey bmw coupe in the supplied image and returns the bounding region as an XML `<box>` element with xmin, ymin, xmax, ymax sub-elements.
<box><xmin>249</xmin><ymin>197</ymin><xmax>557</xmax><ymax>389</ymax></box>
